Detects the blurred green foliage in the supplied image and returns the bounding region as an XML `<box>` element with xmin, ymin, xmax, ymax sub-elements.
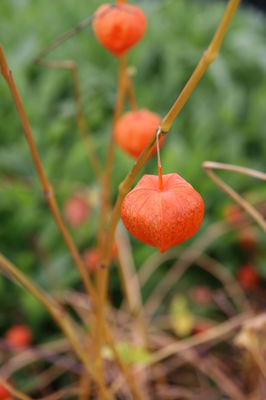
<box><xmin>0</xmin><ymin>0</ymin><xmax>266</xmax><ymax>337</ymax></box>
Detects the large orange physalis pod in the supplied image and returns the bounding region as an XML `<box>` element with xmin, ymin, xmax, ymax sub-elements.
<box><xmin>114</xmin><ymin>109</ymin><xmax>162</xmax><ymax>158</ymax></box>
<box><xmin>121</xmin><ymin>174</ymin><xmax>204</xmax><ymax>253</ymax></box>
<box><xmin>92</xmin><ymin>4</ymin><xmax>147</xmax><ymax>56</ymax></box>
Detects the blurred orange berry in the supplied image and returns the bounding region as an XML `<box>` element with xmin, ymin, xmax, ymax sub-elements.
<box><xmin>93</xmin><ymin>3</ymin><xmax>147</xmax><ymax>56</ymax></box>
<box><xmin>224</xmin><ymin>204</ymin><xmax>244</xmax><ymax>226</ymax></box>
<box><xmin>190</xmin><ymin>286</ymin><xmax>212</xmax><ymax>305</ymax></box>
<box><xmin>5</xmin><ymin>325</ymin><xmax>33</xmax><ymax>348</ymax></box>
<box><xmin>238</xmin><ymin>228</ymin><xmax>257</xmax><ymax>251</ymax></box>
<box><xmin>64</xmin><ymin>195</ymin><xmax>90</xmax><ymax>227</ymax></box>
<box><xmin>83</xmin><ymin>243</ymin><xmax>118</xmax><ymax>273</ymax></box>
<box><xmin>193</xmin><ymin>321</ymin><xmax>213</xmax><ymax>335</ymax></box>
<box><xmin>115</xmin><ymin>109</ymin><xmax>162</xmax><ymax>159</ymax></box>
<box><xmin>237</xmin><ymin>264</ymin><xmax>260</xmax><ymax>290</ymax></box>
<box><xmin>83</xmin><ymin>249</ymin><xmax>100</xmax><ymax>273</ymax></box>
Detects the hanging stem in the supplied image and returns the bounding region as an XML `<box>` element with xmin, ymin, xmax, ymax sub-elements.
<box><xmin>99</xmin><ymin>0</ymin><xmax>241</xmax><ymax>269</ymax></box>
<box><xmin>0</xmin><ymin>44</ymin><xmax>96</xmax><ymax>302</ymax></box>
<box><xmin>156</xmin><ymin>128</ymin><xmax>163</xmax><ymax>190</ymax></box>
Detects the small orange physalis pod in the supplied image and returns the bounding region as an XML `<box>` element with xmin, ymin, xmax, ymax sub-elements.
<box><xmin>92</xmin><ymin>4</ymin><xmax>147</xmax><ymax>56</ymax></box>
<box><xmin>5</xmin><ymin>325</ymin><xmax>33</xmax><ymax>348</ymax></box>
<box><xmin>64</xmin><ymin>194</ymin><xmax>90</xmax><ymax>228</ymax></box>
<box><xmin>237</xmin><ymin>264</ymin><xmax>260</xmax><ymax>290</ymax></box>
<box><xmin>115</xmin><ymin>109</ymin><xmax>162</xmax><ymax>158</ymax></box>
<box><xmin>121</xmin><ymin>130</ymin><xmax>204</xmax><ymax>252</ymax></box>
<box><xmin>84</xmin><ymin>243</ymin><xmax>118</xmax><ymax>273</ymax></box>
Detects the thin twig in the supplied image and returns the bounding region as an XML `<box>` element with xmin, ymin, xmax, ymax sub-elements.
<box><xmin>203</xmin><ymin>161</ymin><xmax>266</xmax><ymax>231</ymax></box>
<box><xmin>0</xmin><ymin>43</ymin><xmax>96</xmax><ymax>304</ymax></box>
<box><xmin>0</xmin><ymin>378</ymin><xmax>32</xmax><ymax>400</ymax></box>
<box><xmin>0</xmin><ymin>253</ymin><xmax>110</xmax><ymax>399</ymax></box>
<box><xmin>36</xmin><ymin>59</ymin><xmax>103</xmax><ymax>182</ymax></box>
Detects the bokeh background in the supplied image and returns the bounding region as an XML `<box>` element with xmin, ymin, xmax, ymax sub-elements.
<box><xmin>0</xmin><ymin>0</ymin><xmax>266</xmax><ymax>378</ymax></box>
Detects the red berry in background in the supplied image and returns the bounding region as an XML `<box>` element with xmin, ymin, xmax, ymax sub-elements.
<box><xmin>121</xmin><ymin>173</ymin><xmax>204</xmax><ymax>253</ymax></box>
<box><xmin>237</xmin><ymin>264</ymin><xmax>260</xmax><ymax>290</ymax></box>
<box><xmin>114</xmin><ymin>109</ymin><xmax>162</xmax><ymax>158</ymax></box>
<box><xmin>0</xmin><ymin>385</ymin><xmax>10</xmax><ymax>400</ymax></box>
<box><xmin>193</xmin><ymin>321</ymin><xmax>212</xmax><ymax>335</ymax></box>
<box><xmin>238</xmin><ymin>228</ymin><xmax>257</xmax><ymax>251</ymax></box>
<box><xmin>5</xmin><ymin>325</ymin><xmax>33</xmax><ymax>348</ymax></box>
<box><xmin>84</xmin><ymin>243</ymin><xmax>118</xmax><ymax>273</ymax></box>
<box><xmin>224</xmin><ymin>204</ymin><xmax>243</xmax><ymax>226</ymax></box>
<box><xmin>93</xmin><ymin>4</ymin><xmax>147</xmax><ymax>56</ymax></box>
<box><xmin>190</xmin><ymin>286</ymin><xmax>212</xmax><ymax>305</ymax></box>
<box><xmin>84</xmin><ymin>248</ymin><xmax>100</xmax><ymax>273</ymax></box>
<box><xmin>64</xmin><ymin>195</ymin><xmax>90</xmax><ymax>228</ymax></box>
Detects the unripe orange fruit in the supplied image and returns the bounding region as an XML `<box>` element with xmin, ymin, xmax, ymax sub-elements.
<box><xmin>115</xmin><ymin>109</ymin><xmax>161</xmax><ymax>158</ymax></box>
<box><xmin>64</xmin><ymin>194</ymin><xmax>90</xmax><ymax>228</ymax></box>
<box><xmin>93</xmin><ymin>4</ymin><xmax>147</xmax><ymax>56</ymax></box>
<box><xmin>5</xmin><ymin>325</ymin><xmax>33</xmax><ymax>348</ymax></box>
<box><xmin>237</xmin><ymin>264</ymin><xmax>260</xmax><ymax>290</ymax></box>
<box><xmin>121</xmin><ymin>173</ymin><xmax>204</xmax><ymax>253</ymax></box>
<box><xmin>0</xmin><ymin>385</ymin><xmax>10</xmax><ymax>400</ymax></box>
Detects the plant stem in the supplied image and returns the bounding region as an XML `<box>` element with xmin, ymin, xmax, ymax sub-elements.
<box><xmin>104</xmin><ymin>328</ymin><xmax>145</xmax><ymax>400</ymax></box>
<box><xmin>203</xmin><ymin>161</ymin><xmax>266</xmax><ymax>231</ymax></box>
<box><xmin>0</xmin><ymin>44</ymin><xmax>96</xmax><ymax>302</ymax></box>
<box><xmin>0</xmin><ymin>254</ymin><xmax>110</xmax><ymax>398</ymax></box>
<box><xmin>34</xmin><ymin>17</ymin><xmax>95</xmax><ymax>63</ymax></box>
<box><xmin>100</xmin><ymin>0</ymin><xmax>241</xmax><ymax>269</ymax></box>
<box><xmin>156</xmin><ymin>128</ymin><xmax>163</xmax><ymax>190</ymax></box>
<box><xmin>94</xmin><ymin>52</ymin><xmax>128</xmax><ymax>398</ymax></box>
<box><xmin>160</xmin><ymin>0</ymin><xmax>241</xmax><ymax>133</ymax></box>
<box><xmin>126</xmin><ymin>74</ymin><xmax>138</xmax><ymax>111</ymax></box>
<box><xmin>36</xmin><ymin>59</ymin><xmax>103</xmax><ymax>182</ymax></box>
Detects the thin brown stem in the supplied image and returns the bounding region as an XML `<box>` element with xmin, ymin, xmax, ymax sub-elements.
<box><xmin>126</xmin><ymin>74</ymin><xmax>138</xmax><ymax>111</ymax></box>
<box><xmin>101</xmin><ymin>0</ymin><xmax>241</xmax><ymax>268</ymax></box>
<box><xmin>203</xmin><ymin>161</ymin><xmax>266</xmax><ymax>231</ymax></box>
<box><xmin>0</xmin><ymin>44</ymin><xmax>96</xmax><ymax>302</ymax></box>
<box><xmin>0</xmin><ymin>378</ymin><xmax>32</xmax><ymax>400</ymax></box>
<box><xmin>93</xmin><ymin>53</ymin><xmax>128</xmax><ymax>399</ymax></box>
<box><xmin>104</xmin><ymin>328</ymin><xmax>145</xmax><ymax>400</ymax></box>
<box><xmin>161</xmin><ymin>0</ymin><xmax>241</xmax><ymax>133</ymax></box>
<box><xmin>150</xmin><ymin>313</ymin><xmax>250</xmax><ymax>366</ymax></box>
<box><xmin>34</xmin><ymin>17</ymin><xmax>94</xmax><ymax>63</ymax></box>
<box><xmin>36</xmin><ymin>59</ymin><xmax>103</xmax><ymax>182</ymax></box>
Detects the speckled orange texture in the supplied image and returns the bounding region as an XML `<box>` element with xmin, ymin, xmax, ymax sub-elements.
<box><xmin>92</xmin><ymin>4</ymin><xmax>147</xmax><ymax>56</ymax></box>
<box><xmin>121</xmin><ymin>174</ymin><xmax>204</xmax><ymax>253</ymax></box>
<box><xmin>114</xmin><ymin>109</ymin><xmax>162</xmax><ymax>158</ymax></box>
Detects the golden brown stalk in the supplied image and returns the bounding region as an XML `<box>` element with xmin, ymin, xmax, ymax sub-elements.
<box><xmin>0</xmin><ymin>44</ymin><xmax>96</xmax><ymax>302</ymax></box>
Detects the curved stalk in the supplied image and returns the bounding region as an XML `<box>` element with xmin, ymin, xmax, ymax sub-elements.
<box><xmin>101</xmin><ymin>0</ymin><xmax>241</xmax><ymax>269</ymax></box>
